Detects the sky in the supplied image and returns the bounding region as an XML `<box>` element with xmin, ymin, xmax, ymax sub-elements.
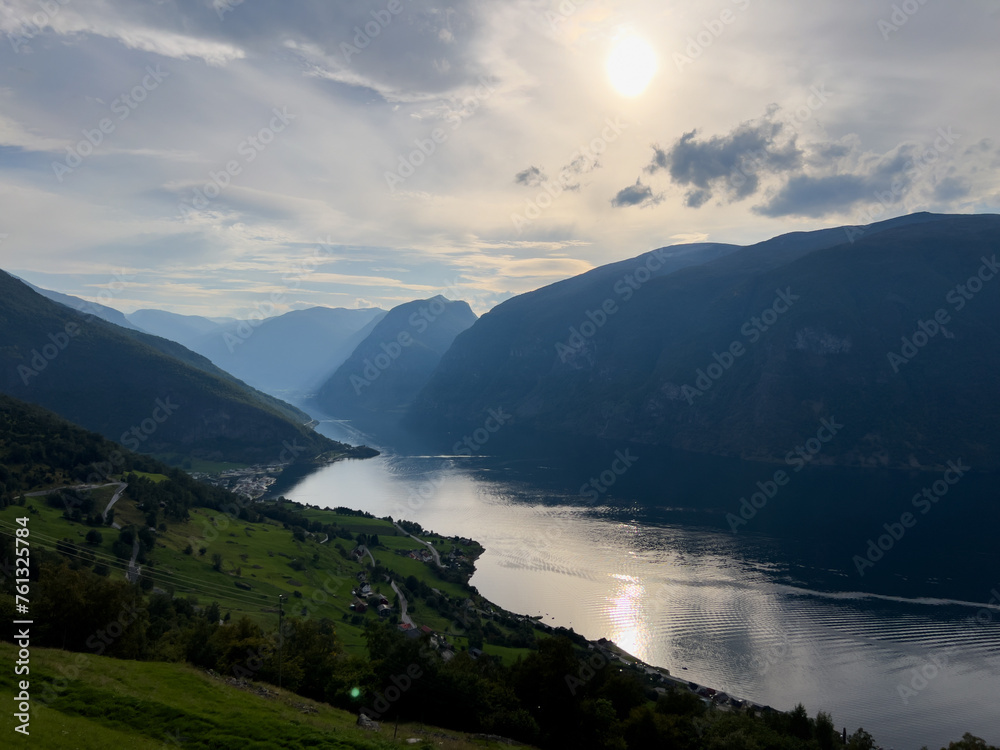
<box><xmin>1</xmin><ymin>0</ymin><xmax>998</xmax><ymax>318</ymax></box>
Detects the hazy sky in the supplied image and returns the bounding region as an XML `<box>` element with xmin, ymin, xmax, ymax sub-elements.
<box><xmin>1</xmin><ymin>0</ymin><xmax>998</xmax><ymax>317</ymax></box>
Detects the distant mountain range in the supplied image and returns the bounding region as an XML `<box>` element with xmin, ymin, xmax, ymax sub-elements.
<box><xmin>410</xmin><ymin>213</ymin><xmax>1000</xmax><ymax>470</ymax></box>
<box><xmin>0</xmin><ymin>271</ymin><xmax>370</xmax><ymax>465</ymax></box>
<box><xmin>127</xmin><ymin>306</ymin><xmax>386</xmax><ymax>396</ymax></box>
<box><xmin>314</xmin><ymin>295</ymin><xmax>477</xmax><ymax>421</ymax></box>
<box><xmin>20</xmin><ymin>277</ymin><xmax>145</xmax><ymax>332</ymax></box>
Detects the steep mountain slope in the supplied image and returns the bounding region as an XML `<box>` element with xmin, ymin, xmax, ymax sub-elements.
<box><xmin>411</xmin><ymin>213</ymin><xmax>1000</xmax><ymax>469</ymax></box>
<box><xmin>315</xmin><ymin>296</ymin><xmax>477</xmax><ymax>420</ymax></box>
<box><xmin>0</xmin><ymin>271</ymin><xmax>363</xmax><ymax>465</ymax></box>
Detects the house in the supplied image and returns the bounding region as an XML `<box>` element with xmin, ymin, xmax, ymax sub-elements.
<box><xmin>398</xmin><ymin>624</ymin><xmax>421</xmax><ymax>639</ymax></box>
<box><xmin>377</xmin><ymin>604</ymin><xmax>393</xmax><ymax>618</ymax></box>
<box><xmin>350</xmin><ymin>600</ymin><xmax>368</xmax><ymax>614</ymax></box>
<box><xmin>469</xmin><ymin>648</ymin><xmax>484</xmax><ymax>660</ymax></box>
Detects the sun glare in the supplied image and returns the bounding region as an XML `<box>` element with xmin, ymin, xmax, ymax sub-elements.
<box><xmin>606</xmin><ymin>36</ymin><xmax>657</xmax><ymax>97</ymax></box>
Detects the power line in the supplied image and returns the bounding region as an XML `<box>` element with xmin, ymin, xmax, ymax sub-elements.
<box><xmin>0</xmin><ymin>524</ymin><xmax>273</xmax><ymax>609</ymax></box>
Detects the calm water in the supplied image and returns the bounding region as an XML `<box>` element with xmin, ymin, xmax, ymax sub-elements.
<box><xmin>280</xmin><ymin>417</ymin><xmax>1000</xmax><ymax>749</ymax></box>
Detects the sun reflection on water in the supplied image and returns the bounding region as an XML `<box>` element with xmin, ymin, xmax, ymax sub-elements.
<box><xmin>604</xmin><ymin>573</ymin><xmax>653</xmax><ymax>660</ymax></box>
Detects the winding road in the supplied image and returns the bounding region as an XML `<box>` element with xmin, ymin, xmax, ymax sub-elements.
<box><xmin>390</xmin><ymin>580</ymin><xmax>413</xmax><ymax>626</ymax></box>
<box><xmin>103</xmin><ymin>482</ymin><xmax>128</xmax><ymax>523</ymax></box>
<box><xmin>392</xmin><ymin>522</ymin><xmax>442</xmax><ymax>568</ymax></box>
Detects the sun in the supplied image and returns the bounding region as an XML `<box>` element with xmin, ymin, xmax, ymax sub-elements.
<box><xmin>606</xmin><ymin>36</ymin><xmax>657</xmax><ymax>97</ymax></box>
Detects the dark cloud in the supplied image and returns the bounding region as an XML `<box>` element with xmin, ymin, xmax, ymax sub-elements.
<box><xmin>645</xmin><ymin>145</ymin><xmax>669</xmax><ymax>174</ymax></box>
<box><xmin>753</xmin><ymin>174</ymin><xmax>873</xmax><ymax>218</ymax></box>
<box><xmin>611</xmin><ymin>179</ymin><xmax>663</xmax><ymax>208</ymax></box>
<box><xmin>685</xmin><ymin>189</ymin><xmax>711</xmax><ymax>209</ymax></box>
<box><xmin>933</xmin><ymin>175</ymin><xmax>971</xmax><ymax>202</ymax></box>
<box><xmin>514</xmin><ymin>166</ymin><xmax>546</xmax><ymax>187</ymax></box>
<box><xmin>753</xmin><ymin>144</ymin><xmax>924</xmax><ymax>218</ymax></box>
<box><xmin>650</xmin><ymin>112</ymin><xmax>802</xmax><ymax>206</ymax></box>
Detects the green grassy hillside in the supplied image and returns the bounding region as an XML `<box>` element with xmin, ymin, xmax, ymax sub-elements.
<box><xmin>0</xmin><ymin>641</ymin><xmax>524</xmax><ymax>749</ymax></box>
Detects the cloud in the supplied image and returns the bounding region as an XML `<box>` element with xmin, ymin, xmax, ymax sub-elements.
<box><xmin>651</xmin><ymin>110</ymin><xmax>803</xmax><ymax>207</ymax></box>
<box><xmin>611</xmin><ymin>179</ymin><xmax>663</xmax><ymax>209</ymax></box>
<box><xmin>515</xmin><ymin>166</ymin><xmax>546</xmax><ymax>187</ymax></box>
<box><xmin>753</xmin><ymin>140</ymin><xmax>958</xmax><ymax>218</ymax></box>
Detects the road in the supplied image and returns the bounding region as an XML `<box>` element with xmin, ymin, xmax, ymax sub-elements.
<box><xmin>393</xmin><ymin>522</ymin><xmax>442</xmax><ymax>567</ymax></box>
<box><xmin>103</xmin><ymin>482</ymin><xmax>128</xmax><ymax>522</ymax></box>
<box><xmin>20</xmin><ymin>481</ymin><xmax>127</xmax><ymax>528</ymax></box>
<box><xmin>362</xmin><ymin>545</ymin><xmax>375</xmax><ymax>566</ymax></box>
<box><xmin>125</xmin><ymin>536</ymin><xmax>141</xmax><ymax>584</ymax></box>
<box><xmin>390</xmin><ymin>580</ymin><xmax>413</xmax><ymax>626</ymax></box>
<box><xmin>22</xmin><ymin>482</ymin><xmax>119</xmax><ymax>498</ymax></box>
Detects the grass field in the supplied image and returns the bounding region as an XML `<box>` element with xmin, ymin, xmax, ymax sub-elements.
<box><xmin>0</xmin><ymin>488</ymin><xmax>539</xmax><ymax>661</ymax></box>
<box><xmin>0</xmin><ymin>642</ymin><xmax>533</xmax><ymax>749</ymax></box>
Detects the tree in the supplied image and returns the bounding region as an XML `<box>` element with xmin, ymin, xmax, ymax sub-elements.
<box><xmin>815</xmin><ymin>711</ymin><xmax>837</xmax><ymax>750</ymax></box>
<box><xmin>848</xmin><ymin>728</ymin><xmax>876</xmax><ymax>750</ymax></box>
<box><xmin>211</xmin><ymin>552</ymin><xmax>223</xmax><ymax>572</ymax></box>
<box><xmin>85</xmin><ymin>529</ymin><xmax>103</xmax><ymax>546</ymax></box>
<box><xmin>943</xmin><ymin>734</ymin><xmax>1000</xmax><ymax>750</ymax></box>
<box><xmin>789</xmin><ymin>703</ymin><xmax>812</xmax><ymax>740</ymax></box>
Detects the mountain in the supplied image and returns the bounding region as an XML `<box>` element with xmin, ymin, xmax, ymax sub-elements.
<box><xmin>314</xmin><ymin>296</ymin><xmax>477</xmax><ymax>421</ymax></box>
<box><xmin>183</xmin><ymin>306</ymin><xmax>387</xmax><ymax>397</ymax></box>
<box><xmin>19</xmin><ymin>278</ymin><xmax>145</xmax><ymax>332</ymax></box>
<box><xmin>126</xmin><ymin>308</ymin><xmax>232</xmax><ymax>347</ymax></box>
<box><xmin>410</xmin><ymin>213</ymin><xmax>1000</xmax><ymax>470</ymax></box>
<box><xmin>0</xmin><ymin>270</ymin><xmax>371</xmax><ymax>465</ymax></box>
<box><xmin>0</xmin><ymin>391</ymin><xmax>242</xmax><ymax>513</ymax></box>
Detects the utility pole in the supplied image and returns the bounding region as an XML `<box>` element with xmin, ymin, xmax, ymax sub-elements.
<box><xmin>278</xmin><ymin>594</ymin><xmax>286</xmax><ymax>689</ymax></box>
